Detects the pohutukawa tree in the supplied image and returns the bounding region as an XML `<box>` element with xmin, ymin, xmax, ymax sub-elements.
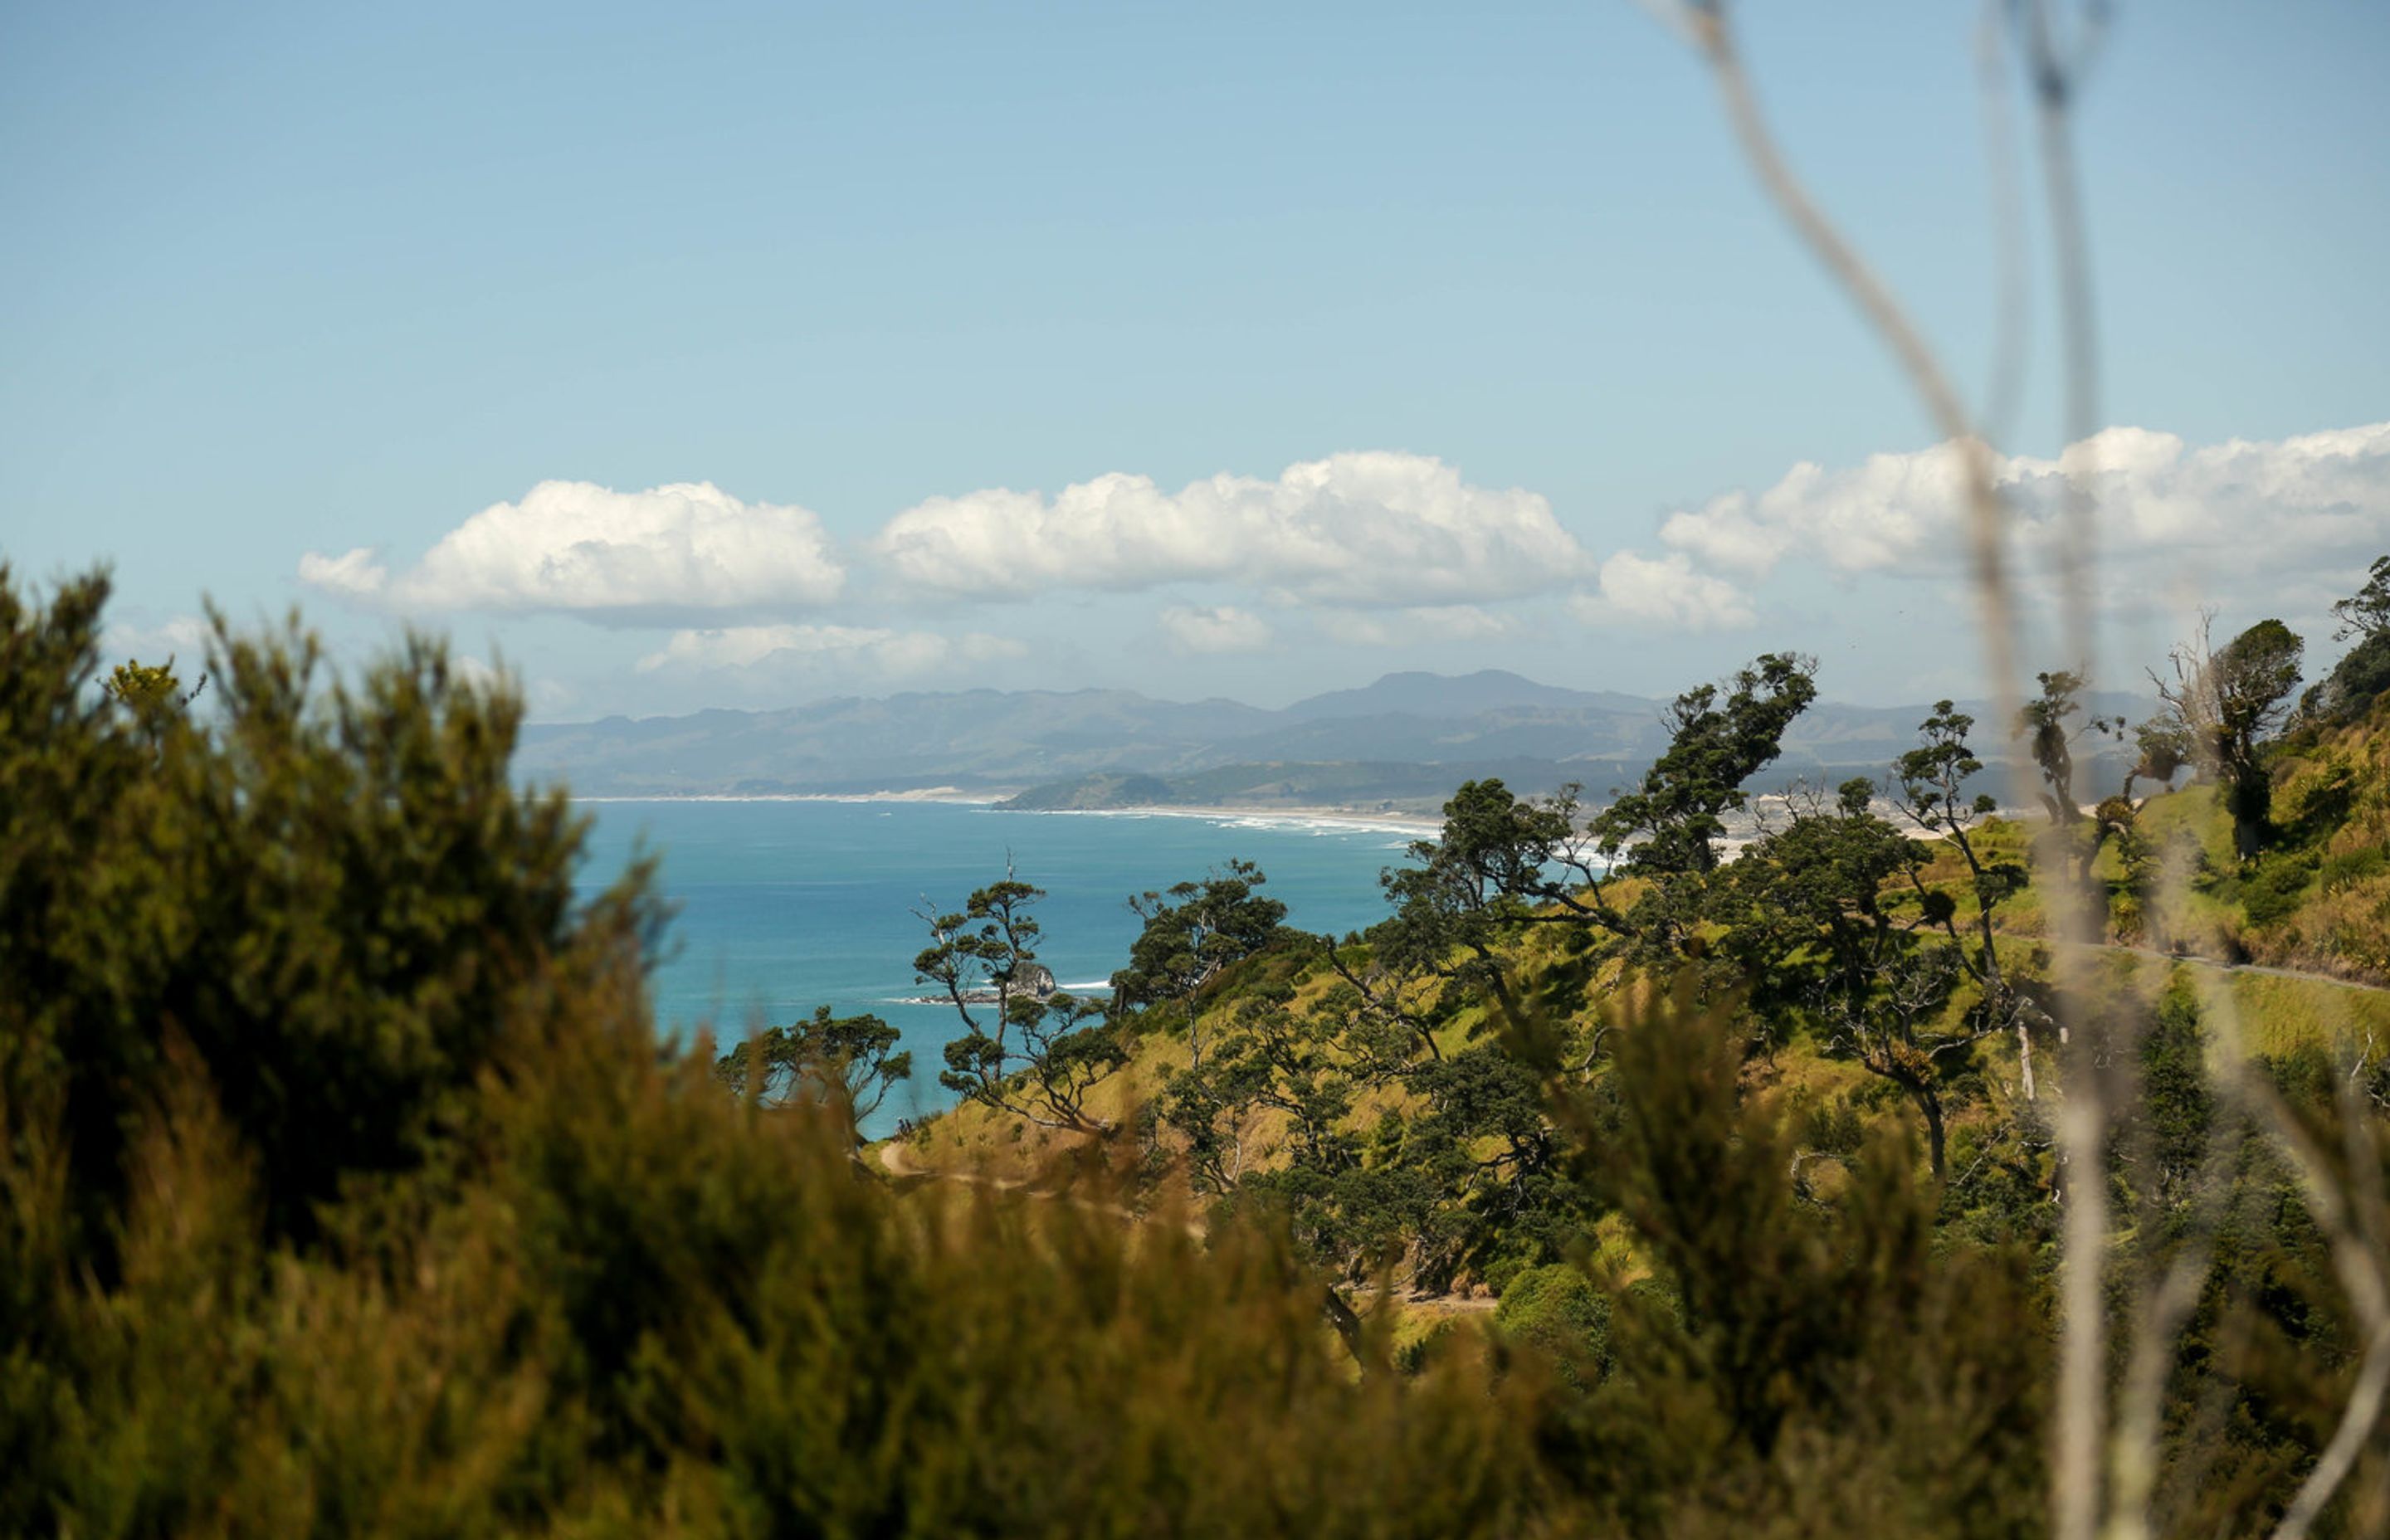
<box><xmin>2331</xmin><ymin>553</ymin><xmax>2390</xmax><ymax>641</ymax></box>
<box><xmin>1715</xmin><ymin>778</ymin><xmax>1985</xmax><ymax>1178</ymax></box>
<box><xmin>2016</xmin><ymin>668</ymin><xmax>2126</xmax><ymax>885</ymax></box>
<box><xmin>1592</xmin><ymin>651</ymin><xmax>1820</xmax><ymax>877</ymax></box>
<box><xmin>715</xmin><ymin>1005</ymin><xmax>912</xmax><ymax>1142</ymax></box>
<box><xmin>2153</xmin><ymin>613</ymin><xmax>2305</xmax><ymax>859</ymax></box>
<box><xmin>1112</xmin><ymin>860</ymin><xmax>1288</xmax><ymax>1072</ymax></box>
<box><xmin>1893</xmin><ymin>701</ymin><xmax>2043</xmax><ymax>1100</ymax></box>
<box><xmin>917</xmin><ymin>871</ymin><xmax>1125</xmax><ymax>1134</ymax></box>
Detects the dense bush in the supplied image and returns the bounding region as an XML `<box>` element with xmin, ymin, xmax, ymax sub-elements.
<box><xmin>0</xmin><ymin>569</ymin><xmax>1569</xmax><ymax>1538</ymax></box>
<box><xmin>7</xmin><ymin>567</ymin><xmax>2386</xmax><ymax>1536</ymax></box>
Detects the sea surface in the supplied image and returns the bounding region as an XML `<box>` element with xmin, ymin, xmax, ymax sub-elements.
<box><xmin>573</xmin><ymin>798</ymin><xmax>1429</xmax><ymax>1133</ymax></box>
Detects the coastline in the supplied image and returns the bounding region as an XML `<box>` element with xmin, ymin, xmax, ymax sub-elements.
<box><xmin>569</xmin><ymin>789</ymin><xmax>1441</xmax><ymax>836</ymax></box>
<box><xmin>995</xmin><ymin>802</ymin><xmax>1442</xmax><ymax>838</ymax></box>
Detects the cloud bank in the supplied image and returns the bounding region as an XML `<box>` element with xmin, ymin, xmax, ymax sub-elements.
<box><xmin>1657</xmin><ymin>422</ymin><xmax>2390</xmax><ymax>584</ymax></box>
<box><xmin>295</xmin><ymin>422</ymin><xmax>2388</xmax><ymax>693</ymax></box>
<box><xmin>873</xmin><ymin>452</ymin><xmax>1592</xmax><ymax>607</ymax></box>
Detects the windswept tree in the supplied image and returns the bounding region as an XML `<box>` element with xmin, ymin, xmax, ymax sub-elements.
<box><xmin>2153</xmin><ymin>613</ymin><xmax>2305</xmax><ymax>858</ymax></box>
<box><xmin>1892</xmin><ymin>701</ymin><xmax>2042</xmax><ymax>1099</ymax></box>
<box><xmin>1717</xmin><ymin>779</ymin><xmax>1983</xmax><ymax>1177</ymax></box>
<box><xmin>715</xmin><ymin>1005</ymin><xmax>912</xmax><ymax>1140</ymax></box>
<box><xmin>2306</xmin><ymin>556</ymin><xmax>2390</xmax><ymax>723</ymax></box>
<box><xmin>2016</xmin><ymin>668</ymin><xmax>2124</xmax><ymax>828</ymax></box>
<box><xmin>1593</xmin><ymin>651</ymin><xmax>1819</xmax><ymax>875</ymax></box>
<box><xmin>1376</xmin><ymin>778</ymin><xmax>1619</xmax><ymax>1030</ymax></box>
<box><xmin>2331</xmin><ymin>553</ymin><xmax>2390</xmax><ymax>641</ymax></box>
<box><xmin>2016</xmin><ymin>669</ymin><xmax>2125</xmax><ymax>886</ymax></box>
<box><xmin>2125</xmin><ymin>711</ymin><xmax>2192</xmax><ymax>800</ymax></box>
<box><xmin>1112</xmin><ymin>860</ymin><xmax>1288</xmax><ymax>1070</ymax></box>
<box><xmin>918</xmin><ymin>871</ymin><xmax>1125</xmax><ymax>1134</ymax></box>
<box><xmin>1158</xmin><ymin>983</ymin><xmax>1374</xmax><ymax>1199</ymax></box>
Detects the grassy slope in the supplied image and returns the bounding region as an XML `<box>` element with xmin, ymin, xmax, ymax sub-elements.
<box><xmin>892</xmin><ymin>707</ymin><xmax>2390</xmax><ymax>1299</ymax></box>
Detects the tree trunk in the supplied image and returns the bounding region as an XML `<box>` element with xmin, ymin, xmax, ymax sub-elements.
<box><xmin>2226</xmin><ymin>766</ymin><xmax>2270</xmax><ymax>860</ymax></box>
<box><xmin>1912</xmin><ymin>1082</ymin><xmax>1949</xmax><ymax>1182</ymax></box>
<box><xmin>1321</xmin><ymin>1287</ymin><xmax>1376</xmax><ymax>1374</ymax></box>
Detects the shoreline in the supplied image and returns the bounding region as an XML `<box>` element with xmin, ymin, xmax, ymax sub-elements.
<box><xmin>570</xmin><ymin>790</ymin><xmax>1442</xmax><ymax>836</ymax></box>
<box><xmin>994</xmin><ymin>802</ymin><xmax>1442</xmax><ymax>837</ymax></box>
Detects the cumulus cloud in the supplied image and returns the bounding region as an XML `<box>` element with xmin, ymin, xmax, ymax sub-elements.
<box><xmin>872</xmin><ymin>452</ymin><xmax>1593</xmax><ymax>607</ymax></box>
<box><xmin>1158</xmin><ymin>605</ymin><xmax>1272</xmax><ymax>655</ymax></box>
<box><xmin>1571</xmin><ymin>551</ymin><xmax>1758</xmax><ymax>631</ymax></box>
<box><xmin>1657</xmin><ymin>422</ymin><xmax>2390</xmax><ymax>586</ymax></box>
<box><xmin>637</xmin><ymin>624</ymin><xmax>1025</xmax><ymax>678</ymax></box>
<box><xmin>303</xmin><ymin>481</ymin><xmax>845</xmax><ymax>622</ymax></box>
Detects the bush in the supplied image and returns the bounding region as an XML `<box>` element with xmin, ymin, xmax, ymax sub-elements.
<box><xmin>0</xmin><ymin>568</ymin><xmax>1566</xmax><ymax>1538</ymax></box>
<box><xmin>1495</xmin><ymin>1263</ymin><xmax>1612</xmax><ymax>1388</ymax></box>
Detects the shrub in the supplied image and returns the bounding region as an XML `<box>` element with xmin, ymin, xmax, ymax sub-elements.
<box><xmin>1495</xmin><ymin>1263</ymin><xmax>1612</xmax><ymax>1388</ymax></box>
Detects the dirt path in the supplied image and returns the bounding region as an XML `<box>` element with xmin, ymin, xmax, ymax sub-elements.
<box><xmin>2041</xmin><ymin>936</ymin><xmax>2389</xmax><ymax>995</ymax></box>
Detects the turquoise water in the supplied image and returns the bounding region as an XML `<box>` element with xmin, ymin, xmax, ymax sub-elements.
<box><xmin>574</xmin><ymin>799</ymin><xmax>1427</xmax><ymax>1132</ymax></box>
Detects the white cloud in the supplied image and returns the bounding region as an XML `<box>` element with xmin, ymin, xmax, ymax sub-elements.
<box><xmin>1158</xmin><ymin>604</ymin><xmax>1272</xmax><ymax>655</ymax></box>
<box><xmin>1658</xmin><ymin>422</ymin><xmax>2390</xmax><ymax>587</ymax></box>
<box><xmin>871</xmin><ymin>452</ymin><xmax>1593</xmax><ymax>607</ymax></box>
<box><xmin>637</xmin><ymin>624</ymin><xmax>1025</xmax><ymax>678</ymax></box>
<box><xmin>1571</xmin><ymin>551</ymin><xmax>1758</xmax><ymax>631</ymax></box>
<box><xmin>297</xmin><ymin>547</ymin><xmax>389</xmax><ymax>598</ymax></box>
<box><xmin>303</xmin><ymin>481</ymin><xmax>845</xmax><ymax>622</ymax></box>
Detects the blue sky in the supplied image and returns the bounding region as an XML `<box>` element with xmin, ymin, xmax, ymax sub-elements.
<box><xmin>4</xmin><ymin>0</ymin><xmax>2384</xmax><ymax>716</ymax></box>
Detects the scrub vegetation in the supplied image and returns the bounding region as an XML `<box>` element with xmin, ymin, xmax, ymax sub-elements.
<box><xmin>10</xmin><ymin>560</ymin><xmax>2389</xmax><ymax>1536</ymax></box>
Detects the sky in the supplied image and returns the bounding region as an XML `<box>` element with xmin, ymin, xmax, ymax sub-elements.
<box><xmin>3</xmin><ymin>0</ymin><xmax>2385</xmax><ymax>719</ymax></box>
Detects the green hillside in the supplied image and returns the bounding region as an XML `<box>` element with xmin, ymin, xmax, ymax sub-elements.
<box><xmin>11</xmin><ymin>570</ymin><xmax>2390</xmax><ymax>1536</ymax></box>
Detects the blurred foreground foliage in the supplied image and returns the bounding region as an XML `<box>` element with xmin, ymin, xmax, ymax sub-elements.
<box><xmin>5</xmin><ymin>566</ymin><xmax>2387</xmax><ymax>1537</ymax></box>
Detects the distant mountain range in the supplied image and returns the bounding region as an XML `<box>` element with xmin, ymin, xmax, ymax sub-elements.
<box><xmin>515</xmin><ymin>669</ymin><xmax>2148</xmax><ymax>813</ymax></box>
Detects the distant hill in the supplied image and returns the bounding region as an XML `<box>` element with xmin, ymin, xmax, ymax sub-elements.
<box><xmin>516</xmin><ymin>670</ymin><xmax>2149</xmax><ymax>811</ymax></box>
<box><xmin>1283</xmin><ymin>670</ymin><xmax>1648</xmax><ymax>720</ymax></box>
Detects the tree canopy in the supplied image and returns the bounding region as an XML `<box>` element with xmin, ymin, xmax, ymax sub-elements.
<box><xmin>1593</xmin><ymin>651</ymin><xmax>1818</xmax><ymax>875</ymax></box>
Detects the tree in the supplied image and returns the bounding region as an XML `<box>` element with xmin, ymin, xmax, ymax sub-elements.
<box><xmin>2303</xmin><ymin>630</ymin><xmax>2390</xmax><ymax>724</ymax></box>
<box><xmin>0</xmin><ymin>566</ymin><xmax>663</xmax><ymax>1270</ymax></box>
<box><xmin>1892</xmin><ymin>702</ymin><xmax>2042</xmax><ymax>1101</ymax></box>
<box><xmin>1376</xmin><ymin>778</ymin><xmax>1619</xmax><ymax>1031</ymax></box>
<box><xmin>102</xmin><ymin>655</ymin><xmax>207</xmax><ymax>757</ymax></box>
<box><xmin>715</xmin><ymin>1005</ymin><xmax>911</xmax><ymax>1139</ymax></box>
<box><xmin>2330</xmin><ymin>553</ymin><xmax>2390</xmax><ymax>641</ymax></box>
<box><xmin>1593</xmin><ymin>652</ymin><xmax>1818</xmax><ymax>875</ymax></box>
<box><xmin>105</xmin><ymin>655</ymin><xmax>207</xmax><ymax>714</ymax></box>
<box><xmin>2014</xmin><ymin>670</ymin><xmax>2126</xmax><ymax>890</ymax></box>
<box><xmin>917</xmin><ymin>871</ymin><xmax>1125</xmax><ymax>1133</ymax></box>
<box><xmin>2016</xmin><ymin>669</ymin><xmax>2123</xmax><ymax>828</ymax></box>
<box><xmin>2153</xmin><ymin>614</ymin><xmax>2305</xmax><ymax>859</ymax></box>
<box><xmin>2125</xmin><ymin>712</ymin><xmax>2192</xmax><ymax>800</ymax></box>
<box><xmin>1112</xmin><ymin>860</ymin><xmax>1288</xmax><ymax>1070</ymax></box>
<box><xmin>1717</xmin><ymin>778</ymin><xmax>1982</xmax><ymax>1177</ymax></box>
<box><xmin>1160</xmin><ymin>984</ymin><xmax>1370</xmax><ymax>1199</ymax></box>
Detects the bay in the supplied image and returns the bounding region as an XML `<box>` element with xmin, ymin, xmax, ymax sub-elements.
<box><xmin>573</xmin><ymin>798</ymin><xmax>1429</xmax><ymax>1133</ymax></box>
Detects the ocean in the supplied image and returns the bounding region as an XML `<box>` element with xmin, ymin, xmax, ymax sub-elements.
<box><xmin>573</xmin><ymin>798</ymin><xmax>1432</xmax><ymax>1133</ymax></box>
